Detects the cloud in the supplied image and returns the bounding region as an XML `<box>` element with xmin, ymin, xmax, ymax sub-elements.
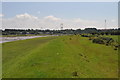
<box><xmin>37</xmin><ymin>11</ymin><xmax>41</xmax><ymax>14</ymax></box>
<box><xmin>1</xmin><ymin>13</ymin><xmax>118</xmax><ymax>30</ymax></box>
<box><xmin>73</xmin><ymin>18</ymin><xmax>98</xmax><ymax>24</ymax></box>
<box><xmin>111</xmin><ymin>19</ymin><xmax>116</xmax><ymax>22</ymax></box>
<box><xmin>2</xmin><ymin>13</ymin><xmax>41</xmax><ymax>29</ymax></box>
<box><xmin>44</xmin><ymin>15</ymin><xmax>61</xmax><ymax>21</ymax></box>
<box><xmin>16</xmin><ymin>13</ymin><xmax>38</xmax><ymax>19</ymax></box>
<box><xmin>0</xmin><ymin>14</ymin><xmax>4</xmax><ymax>17</ymax></box>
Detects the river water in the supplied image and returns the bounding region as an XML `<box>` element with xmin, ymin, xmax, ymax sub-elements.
<box><xmin>0</xmin><ymin>35</ymin><xmax>56</xmax><ymax>43</ymax></box>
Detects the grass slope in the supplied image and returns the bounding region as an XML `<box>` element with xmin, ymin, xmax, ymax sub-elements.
<box><xmin>2</xmin><ymin>35</ymin><xmax>118</xmax><ymax>78</ymax></box>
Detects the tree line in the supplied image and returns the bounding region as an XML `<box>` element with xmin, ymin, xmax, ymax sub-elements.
<box><xmin>1</xmin><ymin>28</ymin><xmax>120</xmax><ymax>35</ymax></box>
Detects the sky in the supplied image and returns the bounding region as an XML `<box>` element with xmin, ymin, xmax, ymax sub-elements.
<box><xmin>0</xmin><ymin>2</ymin><xmax>118</xmax><ymax>30</ymax></box>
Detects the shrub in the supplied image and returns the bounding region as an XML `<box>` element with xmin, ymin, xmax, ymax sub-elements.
<box><xmin>92</xmin><ymin>37</ymin><xmax>114</xmax><ymax>45</ymax></box>
<box><xmin>106</xmin><ymin>43</ymin><xmax>109</xmax><ymax>46</ymax></box>
<box><xmin>114</xmin><ymin>48</ymin><xmax>117</xmax><ymax>50</ymax></box>
<box><xmin>81</xmin><ymin>34</ymin><xmax>90</xmax><ymax>37</ymax></box>
<box><xmin>89</xmin><ymin>38</ymin><xmax>92</xmax><ymax>40</ymax></box>
<box><xmin>72</xmin><ymin>71</ymin><xmax>78</xmax><ymax>76</ymax></box>
<box><xmin>100</xmin><ymin>37</ymin><xmax>114</xmax><ymax>43</ymax></box>
<box><xmin>92</xmin><ymin>38</ymin><xmax>105</xmax><ymax>44</ymax></box>
<box><xmin>69</xmin><ymin>37</ymin><xmax>72</xmax><ymax>40</ymax></box>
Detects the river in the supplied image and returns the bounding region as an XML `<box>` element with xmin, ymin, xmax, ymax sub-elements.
<box><xmin>0</xmin><ymin>35</ymin><xmax>57</xmax><ymax>43</ymax></box>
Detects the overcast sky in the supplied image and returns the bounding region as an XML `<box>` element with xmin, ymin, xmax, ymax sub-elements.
<box><xmin>0</xmin><ymin>2</ymin><xmax>118</xmax><ymax>30</ymax></box>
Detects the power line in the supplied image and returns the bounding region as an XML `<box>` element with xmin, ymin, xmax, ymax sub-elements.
<box><xmin>105</xmin><ymin>19</ymin><xmax>107</xmax><ymax>30</ymax></box>
<box><xmin>60</xmin><ymin>23</ymin><xmax>63</xmax><ymax>30</ymax></box>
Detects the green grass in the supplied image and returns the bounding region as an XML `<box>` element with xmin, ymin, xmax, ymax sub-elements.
<box><xmin>2</xmin><ymin>35</ymin><xmax>118</xmax><ymax>78</ymax></box>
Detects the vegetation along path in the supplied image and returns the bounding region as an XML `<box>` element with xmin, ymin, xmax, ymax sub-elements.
<box><xmin>2</xmin><ymin>35</ymin><xmax>118</xmax><ymax>78</ymax></box>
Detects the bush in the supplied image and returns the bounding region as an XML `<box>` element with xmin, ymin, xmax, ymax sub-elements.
<box><xmin>92</xmin><ymin>37</ymin><xmax>114</xmax><ymax>45</ymax></box>
<box><xmin>100</xmin><ymin>37</ymin><xmax>114</xmax><ymax>43</ymax></box>
<box><xmin>81</xmin><ymin>34</ymin><xmax>90</xmax><ymax>37</ymax></box>
<box><xmin>89</xmin><ymin>38</ymin><xmax>92</xmax><ymax>40</ymax></box>
<box><xmin>72</xmin><ymin>71</ymin><xmax>78</xmax><ymax>76</ymax></box>
<box><xmin>114</xmin><ymin>48</ymin><xmax>117</xmax><ymax>50</ymax></box>
<box><xmin>92</xmin><ymin>38</ymin><xmax>105</xmax><ymax>44</ymax></box>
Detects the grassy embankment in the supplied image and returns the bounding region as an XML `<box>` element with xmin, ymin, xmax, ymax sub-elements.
<box><xmin>2</xmin><ymin>35</ymin><xmax>118</xmax><ymax>78</ymax></box>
